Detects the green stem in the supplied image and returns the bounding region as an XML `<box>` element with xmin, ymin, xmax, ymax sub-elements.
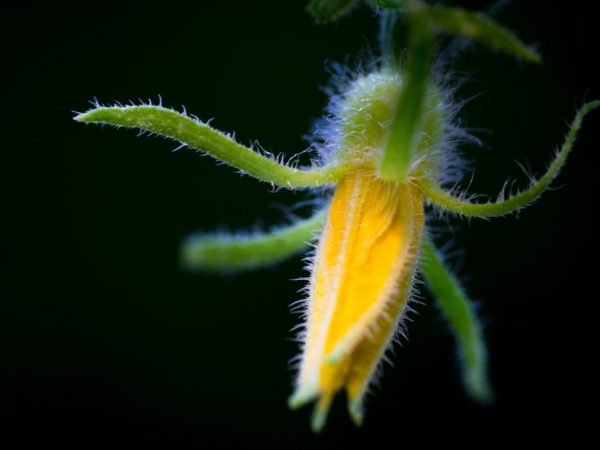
<box><xmin>379</xmin><ymin>9</ymin><xmax>402</xmax><ymax>68</ymax></box>
<box><xmin>75</xmin><ymin>105</ymin><xmax>344</xmax><ymax>189</ymax></box>
<box><xmin>378</xmin><ymin>8</ymin><xmax>433</xmax><ymax>182</ymax></box>
<box><xmin>420</xmin><ymin>235</ymin><xmax>493</xmax><ymax>404</ymax></box>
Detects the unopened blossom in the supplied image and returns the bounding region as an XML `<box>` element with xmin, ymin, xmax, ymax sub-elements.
<box><xmin>76</xmin><ymin>0</ymin><xmax>598</xmax><ymax>431</ymax></box>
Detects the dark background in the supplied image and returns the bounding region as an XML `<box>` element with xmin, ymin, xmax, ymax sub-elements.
<box><xmin>3</xmin><ymin>0</ymin><xmax>598</xmax><ymax>447</ymax></box>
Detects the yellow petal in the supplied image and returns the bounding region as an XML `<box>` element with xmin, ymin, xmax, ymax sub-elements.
<box><xmin>345</xmin><ymin>183</ymin><xmax>424</xmax><ymax>424</ymax></box>
<box><xmin>290</xmin><ymin>172</ymin><xmax>424</xmax><ymax>429</ymax></box>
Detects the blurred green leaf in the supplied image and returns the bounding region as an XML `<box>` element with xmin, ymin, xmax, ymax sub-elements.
<box><xmin>424</xmin><ymin>5</ymin><xmax>541</xmax><ymax>62</ymax></box>
<box><xmin>307</xmin><ymin>0</ymin><xmax>358</xmax><ymax>24</ymax></box>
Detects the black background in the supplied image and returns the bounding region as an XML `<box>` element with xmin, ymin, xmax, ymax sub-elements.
<box><xmin>3</xmin><ymin>0</ymin><xmax>599</xmax><ymax>447</ymax></box>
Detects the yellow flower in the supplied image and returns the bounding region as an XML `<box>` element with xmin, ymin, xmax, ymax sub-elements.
<box><xmin>76</xmin><ymin>0</ymin><xmax>597</xmax><ymax>432</ymax></box>
<box><xmin>290</xmin><ymin>173</ymin><xmax>424</xmax><ymax>430</ymax></box>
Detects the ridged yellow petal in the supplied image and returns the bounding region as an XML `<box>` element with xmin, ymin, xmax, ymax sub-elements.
<box><xmin>345</xmin><ymin>184</ymin><xmax>424</xmax><ymax>423</ymax></box>
<box><xmin>291</xmin><ymin>172</ymin><xmax>424</xmax><ymax>429</ymax></box>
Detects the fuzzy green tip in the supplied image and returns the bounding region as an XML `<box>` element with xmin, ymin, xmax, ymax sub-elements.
<box><xmin>348</xmin><ymin>399</ymin><xmax>364</xmax><ymax>427</ymax></box>
<box><xmin>465</xmin><ymin>370</ymin><xmax>495</xmax><ymax>406</ymax></box>
<box><xmin>73</xmin><ymin>107</ymin><xmax>123</xmax><ymax>124</ymax></box>
<box><xmin>311</xmin><ymin>409</ymin><xmax>327</xmax><ymax>433</ymax></box>
<box><xmin>288</xmin><ymin>385</ymin><xmax>318</xmax><ymax>410</ymax></box>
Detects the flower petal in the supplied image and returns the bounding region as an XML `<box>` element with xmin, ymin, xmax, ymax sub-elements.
<box><xmin>291</xmin><ymin>172</ymin><xmax>424</xmax><ymax>428</ymax></box>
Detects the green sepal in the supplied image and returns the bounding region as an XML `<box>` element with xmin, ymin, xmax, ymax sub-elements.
<box><xmin>421</xmin><ymin>235</ymin><xmax>493</xmax><ymax>404</ymax></box>
<box><xmin>75</xmin><ymin>105</ymin><xmax>343</xmax><ymax>189</ymax></box>
<box><xmin>417</xmin><ymin>101</ymin><xmax>599</xmax><ymax>217</ymax></box>
<box><xmin>182</xmin><ymin>209</ymin><xmax>327</xmax><ymax>272</ymax></box>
